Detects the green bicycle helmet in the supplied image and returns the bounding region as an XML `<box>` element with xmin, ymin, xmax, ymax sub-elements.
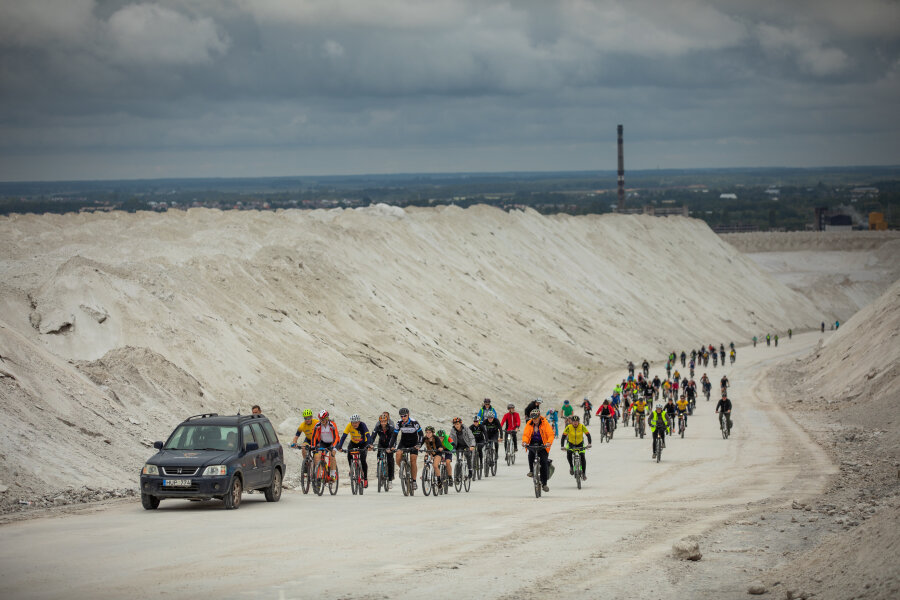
<box><xmin>302</xmin><ymin>409</ymin><xmax>313</xmax><ymax>418</ymax></box>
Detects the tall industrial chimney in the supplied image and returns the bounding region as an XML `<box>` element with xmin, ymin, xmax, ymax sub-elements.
<box><xmin>617</xmin><ymin>124</ymin><xmax>625</xmax><ymax>212</ymax></box>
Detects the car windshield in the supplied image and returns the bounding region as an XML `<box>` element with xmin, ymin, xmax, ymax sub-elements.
<box><xmin>164</xmin><ymin>425</ymin><xmax>239</xmax><ymax>451</ymax></box>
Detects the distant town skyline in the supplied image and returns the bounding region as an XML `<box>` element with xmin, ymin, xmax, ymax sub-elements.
<box><xmin>1</xmin><ymin>0</ymin><xmax>899</xmax><ymax>182</ymax></box>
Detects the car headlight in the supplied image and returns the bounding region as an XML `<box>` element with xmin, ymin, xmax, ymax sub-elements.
<box><xmin>202</xmin><ymin>465</ymin><xmax>227</xmax><ymax>476</ymax></box>
<box><xmin>142</xmin><ymin>464</ymin><xmax>159</xmax><ymax>475</ymax></box>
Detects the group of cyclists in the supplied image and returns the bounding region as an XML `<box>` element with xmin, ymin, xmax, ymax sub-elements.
<box><xmin>289</xmin><ymin>343</ymin><xmax>738</xmax><ymax>494</ymax></box>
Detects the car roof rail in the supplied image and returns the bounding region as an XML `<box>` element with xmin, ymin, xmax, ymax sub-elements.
<box><xmin>185</xmin><ymin>413</ymin><xmax>219</xmax><ymax>421</ymax></box>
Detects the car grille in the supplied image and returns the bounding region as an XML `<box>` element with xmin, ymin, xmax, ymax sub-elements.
<box><xmin>161</xmin><ymin>466</ymin><xmax>200</xmax><ymax>476</ymax></box>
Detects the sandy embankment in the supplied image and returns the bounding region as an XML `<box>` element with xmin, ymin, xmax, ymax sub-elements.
<box><xmin>0</xmin><ymin>207</ymin><xmax>817</xmax><ymax>506</ymax></box>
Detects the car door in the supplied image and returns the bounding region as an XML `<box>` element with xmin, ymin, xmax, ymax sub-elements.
<box><xmin>240</xmin><ymin>424</ymin><xmax>262</xmax><ymax>489</ymax></box>
<box><xmin>250</xmin><ymin>423</ymin><xmax>273</xmax><ymax>486</ymax></box>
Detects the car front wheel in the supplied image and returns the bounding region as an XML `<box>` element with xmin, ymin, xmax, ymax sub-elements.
<box><xmin>141</xmin><ymin>494</ymin><xmax>160</xmax><ymax>510</ymax></box>
<box><xmin>264</xmin><ymin>468</ymin><xmax>283</xmax><ymax>502</ymax></box>
<box><xmin>223</xmin><ymin>476</ymin><xmax>242</xmax><ymax>510</ymax></box>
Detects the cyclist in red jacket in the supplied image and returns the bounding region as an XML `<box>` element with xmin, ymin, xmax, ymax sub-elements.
<box><xmin>500</xmin><ymin>403</ymin><xmax>521</xmax><ymax>453</ymax></box>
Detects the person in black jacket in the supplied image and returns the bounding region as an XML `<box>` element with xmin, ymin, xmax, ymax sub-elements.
<box><xmin>715</xmin><ymin>393</ymin><xmax>733</xmax><ymax>433</ymax></box>
<box><xmin>523</xmin><ymin>398</ymin><xmax>542</xmax><ymax>422</ymax></box>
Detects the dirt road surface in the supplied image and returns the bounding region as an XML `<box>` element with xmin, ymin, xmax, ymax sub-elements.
<box><xmin>0</xmin><ymin>332</ymin><xmax>835</xmax><ymax>600</ymax></box>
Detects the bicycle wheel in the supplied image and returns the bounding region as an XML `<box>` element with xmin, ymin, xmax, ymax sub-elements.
<box><xmin>454</xmin><ymin>460</ymin><xmax>463</xmax><ymax>492</ymax></box>
<box><xmin>377</xmin><ymin>457</ymin><xmax>385</xmax><ymax>493</ymax></box>
<box><xmin>475</xmin><ymin>451</ymin><xmax>483</xmax><ymax>480</ymax></box>
<box><xmin>400</xmin><ymin>460</ymin><xmax>410</xmax><ymax>496</ymax></box>
<box><xmin>574</xmin><ymin>454</ymin><xmax>581</xmax><ymax>490</ymax></box>
<box><xmin>357</xmin><ymin>460</ymin><xmax>364</xmax><ymax>495</ymax></box>
<box><xmin>463</xmin><ymin>458</ymin><xmax>472</xmax><ymax>492</ymax></box>
<box><xmin>350</xmin><ymin>460</ymin><xmax>359</xmax><ymax>495</ymax></box>
<box><xmin>300</xmin><ymin>458</ymin><xmax>311</xmax><ymax>495</ymax></box>
<box><xmin>442</xmin><ymin>467</ymin><xmax>450</xmax><ymax>495</ymax></box>
<box><xmin>490</xmin><ymin>445</ymin><xmax>498</xmax><ymax>476</ymax></box>
<box><xmin>329</xmin><ymin>464</ymin><xmax>340</xmax><ymax>495</ymax></box>
<box><xmin>314</xmin><ymin>460</ymin><xmax>325</xmax><ymax>496</ymax></box>
<box><xmin>505</xmin><ymin>438</ymin><xmax>513</xmax><ymax>466</ymax></box>
<box><xmin>657</xmin><ymin>441</ymin><xmax>662</xmax><ymax>463</ymax></box>
<box><xmin>533</xmin><ymin>458</ymin><xmax>542</xmax><ymax>498</ymax></box>
<box><xmin>421</xmin><ymin>463</ymin><xmax>432</xmax><ymax>496</ymax></box>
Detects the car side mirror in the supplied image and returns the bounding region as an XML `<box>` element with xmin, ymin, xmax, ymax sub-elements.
<box><xmin>154</xmin><ymin>441</ymin><xmax>163</xmax><ymax>450</ymax></box>
<box><xmin>245</xmin><ymin>442</ymin><xmax>259</xmax><ymax>452</ymax></box>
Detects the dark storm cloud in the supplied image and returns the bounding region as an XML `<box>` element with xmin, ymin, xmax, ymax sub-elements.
<box><xmin>0</xmin><ymin>0</ymin><xmax>898</xmax><ymax>180</ymax></box>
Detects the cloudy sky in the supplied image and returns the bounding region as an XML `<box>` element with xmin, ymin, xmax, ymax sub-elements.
<box><xmin>1</xmin><ymin>0</ymin><xmax>899</xmax><ymax>181</ymax></box>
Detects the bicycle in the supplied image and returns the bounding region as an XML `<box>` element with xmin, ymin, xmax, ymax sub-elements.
<box><xmin>719</xmin><ymin>413</ymin><xmax>731</xmax><ymax>439</ymax></box>
<box><xmin>583</xmin><ymin>409</ymin><xmax>591</xmax><ymax>426</ymax></box>
<box><xmin>372</xmin><ymin>447</ymin><xmax>393</xmax><ymax>493</ymax></box>
<box><xmin>704</xmin><ymin>386</ymin><xmax>711</xmax><ymax>402</ymax></box>
<box><xmin>397</xmin><ymin>447</ymin><xmax>416</xmax><ymax>496</ymax></box>
<box><xmin>293</xmin><ymin>444</ymin><xmax>313</xmax><ymax>495</ymax></box>
<box><xmin>344</xmin><ymin>449</ymin><xmax>365</xmax><ymax>495</ymax></box>
<box><xmin>484</xmin><ymin>440</ymin><xmax>498</xmax><ymax>477</ymax></box>
<box><xmin>437</xmin><ymin>455</ymin><xmax>450</xmax><ymax>495</ymax></box>
<box><xmin>473</xmin><ymin>443</ymin><xmax>484</xmax><ymax>479</ymax></box>
<box><xmin>600</xmin><ymin>417</ymin><xmax>614</xmax><ymax>443</ymax></box>
<box><xmin>504</xmin><ymin>433</ymin><xmax>516</xmax><ymax>466</ymax></box>
<box><xmin>421</xmin><ymin>453</ymin><xmax>437</xmax><ymax>497</ymax></box>
<box><xmin>454</xmin><ymin>448</ymin><xmax>472</xmax><ymax>493</ymax></box>
<box><xmin>525</xmin><ymin>444</ymin><xmax>548</xmax><ymax>498</ymax></box>
<box><xmin>566</xmin><ymin>443</ymin><xmax>589</xmax><ymax>489</ymax></box>
<box><xmin>312</xmin><ymin>448</ymin><xmax>340</xmax><ymax>496</ymax></box>
<box><xmin>652</xmin><ymin>432</ymin><xmax>665</xmax><ymax>462</ymax></box>
<box><xmin>678</xmin><ymin>414</ymin><xmax>686</xmax><ymax>438</ymax></box>
<box><xmin>634</xmin><ymin>413</ymin><xmax>645</xmax><ymax>439</ymax></box>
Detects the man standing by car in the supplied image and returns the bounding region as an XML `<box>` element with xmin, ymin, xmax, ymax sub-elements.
<box><xmin>251</xmin><ymin>405</ymin><xmax>262</xmax><ymax>415</ymax></box>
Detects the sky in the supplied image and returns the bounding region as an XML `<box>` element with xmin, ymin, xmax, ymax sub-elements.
<box><xmin>1</xmin><ymin>0</ymin><xmax>899</xmax><ymax>181</ymax></box>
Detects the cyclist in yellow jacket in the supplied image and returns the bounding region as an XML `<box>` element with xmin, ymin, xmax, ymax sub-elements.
<box><xmin>649</xmin><ymin>405</ymin><xmax>670</xmax><ymax>459</ymax></box>
<box><xmin>560</xmin><ymin>416</ymin><xmax>592</xmax><ymax>478</ymax></box>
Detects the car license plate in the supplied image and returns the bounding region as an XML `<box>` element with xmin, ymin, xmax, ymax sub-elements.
<box><xmin>163</xmin><ymin>479</ymin><xmax>192</xmax><ymax>487</ymax></box>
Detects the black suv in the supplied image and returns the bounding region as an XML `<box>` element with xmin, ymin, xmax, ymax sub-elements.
<box><xmin>140</xmin><ymin>413</ymin><xmax>284</xmax><ymax>510</ymax></box>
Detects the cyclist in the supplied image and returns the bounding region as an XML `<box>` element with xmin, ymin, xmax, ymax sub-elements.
<box><xmin>676</xmin><ymin>396</ymin><xmax>689</xmax><ymax>429</ymax></box>
<box><xmin>561</xmin><ymin>400</ymin><xmax>574</xmax><ymax>420</ymax></box>
<box><xmin>477</xmin><ymin>398</ymin><xmax>496</xmax><ymax>421</ymax></box>
<box><xmin>522</xmin><ymin>409</ymin><xmax>554</xmax><ymax>492</ymax></box>
<box><xmin>470</xmin><ymin>416</ymin><xmax>486</xmax><ymax>467</ymax></box>
<box><xmin>652</xmin><ymin>375</ymin><xmax>661</xmax><ymax>400</ymax></box>
<box><xmin>501</xmin><ymin>403</ymin><xmax>520</xmax><ymax>452</ymax></box>
<box><xmin>641</xmin><ymin>359</ymin><xmax>650</xmax><ymax>378</ymax></box>
<box><xmin>664</xmin><ymin>398</ymin><xmax>677</xmax><ymax>430</ymax></box>
<box><xmin>290</xmin><ymin>409</ymin><xmax>319</xmax><ymax>457</ymax></box>
<box><xmin>580</xmin><ymin>397</ymin><xmax>593</xmax><ymax>421</ymax></box>
<box><xmin>627</xmin><ymin>361</ymin><xmax>635</xmax><ymax>377</ymax></box>
<box><xmin>752</xmin><ymin>335</ymin><xmax>757</xmax><ymax>347</ymax></box>
<box><xmin>393</xmin><ymin>408</ymin><xmax>424</xmax><ymax>490</ymax></box>
<box><xmin>665</xmin><ymin>361</ymin><xmax>672</xmax><ymax>379</ymax></box>
<box><xmin>482</xmin><ymin>411</ymin><xmax>502</xmax><ymax>460</ymax></box>
<box><xmin>720</xmin><ymin>375</ymin><xmax>729</xmax><ymax>395</ymax></box>
<box><xmin>545</xmin><ymin>407</ymin><xmax>559</xmax><ymax>436</ymax></box>
<box><xmin>595</xmin><ymin>399</ymin><xmax>616</xmax><ymax>437</ymax></box>
<box><xmin>766</xmin><ymin>333</ymin><xmax>771</xmax><ymax>346</ymax></box>
<box><xmin>523</xmin><ymin>397</ymin><xmax>542</xmax><ymax>421</ymax></box>
<box><xmin>422</xmin><ymin>426</ymin><xmax>452</xmax><ymax>482</ymax></box>
<box><xmin>662</xmin><ymin>379</ymin><xmax>672</xmax><ymax>401</ymax></box>
<box><xmin>680</xmin><ymin>351</ymin><xmax>686</xmax><ymax>367</ymax></box>
<box><xmin>685</xmin><ymin>379</ymin><xmax>697</xmax><ymax>411</ymax></box>
<box><xmin>716</xmin><ymin>392</ymin><xmax>733</xmax><ymax>434</ymax></box>
<box><xmin>821</xmin><ymin>321</ymin><xmax>825</xmax><ymax>333</ymax></box>
<box><xmin>561</xmin><ymin>415</ymin><xmax>592</xmax><ymax>479</ymax></box>
<box><xmin>774</xmin><ymin>334</ymin><xmax>779</xmax><ymax>347</ymax></box>
<box><xmin>712</xmin><ymin>350</ymin><xmax>718</xmax><ymax>367</ymax></box>
<box><xmin>632</xmin><ymin>397</ymin><xmax>648</xmax><ymax>427</ymax></box>
<box><xmin>649</xmin><ymin>404</ymin><xmax>670</xmax><ymax>459</ymax></box>
<box><xmin>730</xmin><ymin>348</ymin><xmax>736</xmax><ymax>363</ymax></box>
<box><xmin>368</xmin><ymin>412</ymin><xmax>396</xmax><ymax>489</ymax></box>
<box><xmin>311</xmin><ymin>410</ymin><xmax>340</xmax><ymax>480</ymax></box>
<box><xmin>337</xmin><ymin>414</ymin><xmax>371</xmax><ymax>487</ymax></box>
<box><xmin>788</xmin><ymin>328</ymin><xmax>792</xmax><ymax>339</ymax></box>
<box><xmin>449</xmin><ymin>417</ymin><xmax>476</xmax><ymax>480</ymax></box>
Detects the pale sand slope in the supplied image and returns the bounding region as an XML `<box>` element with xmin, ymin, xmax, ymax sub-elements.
<box><xmin>722</xmin><ymin>231</ymin><xmax>900</xmax><ymax>323</ymax></box>
<box><xmin>0</xmin><ymin>207</ymin><xmax>817</xmax><ymax>502</ymax></box>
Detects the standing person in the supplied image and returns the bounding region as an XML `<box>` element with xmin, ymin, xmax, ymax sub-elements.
<box><xmin>649</xmin><ymin>405</ymin><xmax>669</xmax><ymax>460</ymax></box>
<box><xmin>716</xmin><ymin>392</ymin><xmax>733</xmax><ymax>434</ymax></box>
<box><xmin>368</xmin><ymin>412</ymin><xmax>396</xmax><ymax>489</ymax></box>
<box><xmin>524</xmin><ymin>398</ymin><xmax>542</xmax><ymax>422</ymax></box>
<box><xmin>561</xmin><ymin>415</ymin><xmax>592</xmax><ymax>478</ymax></box>
<box><xmin>501</xmin><ymin>403</ymin><xmax>521</xmax><ymax>452</ymax></box>
<box><xmin>545</xmin><ymin>408</ymin><xmax>559</xmax><ymax>436</ymax></box>
<box><xmin>835</xmin><ymin>320</ymin><xmax>840</xmax><ymax>329</ymax></box>
<box><xmin>393</xmin><ymin>408</ymin><xmax>424</xmax><ymax>490</ymax></box>
<box><xmin>337</xmin><ymin>414</ymin><xmax>371</xmax><ymax>487</ymax></box>
<box><xmin>522</xmin><ymin>409</ymin><xmax>555</xmax><ymax>492</ymax></box>
<box><xmin>561</xmin><ymin>400</ymin><xmax>574</xmax><ymax>420</ymax></box>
